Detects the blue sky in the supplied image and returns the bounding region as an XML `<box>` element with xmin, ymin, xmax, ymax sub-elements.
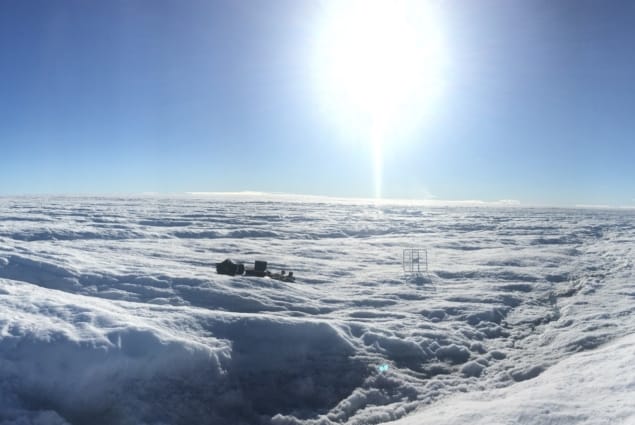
<box><xmin>1</xmin><ymin>0</ymin><xmax>634</xmax><ymax>205</ymax></box>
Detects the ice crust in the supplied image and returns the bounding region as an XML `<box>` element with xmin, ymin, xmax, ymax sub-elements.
<box><xmin>0</xmin><ymin>195</ymin><xmax>633</xmax><ymax>424</ymax></box>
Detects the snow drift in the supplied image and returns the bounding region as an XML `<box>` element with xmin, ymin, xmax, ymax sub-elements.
<box><xmin>0</xmin><ymin>195</ymin><xmax>633</xmax><ymax>424</ymax></box>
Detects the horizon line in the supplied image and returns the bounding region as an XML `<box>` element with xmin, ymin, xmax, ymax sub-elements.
<box><xmin>1</xmin><ymin>191</ymin><xmax>634</xmax><ymax>210</ymax></box>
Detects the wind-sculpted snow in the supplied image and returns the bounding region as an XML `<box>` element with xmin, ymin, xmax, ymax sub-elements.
<box><xmin>0</xmin><ymin>195</ymin><xmax>633</xmax><ymax>424</ymax></box>
<box><xmin>391</xmin><ymin>332</ymin><xmax>635</xmax><ymax>425</ymax></box>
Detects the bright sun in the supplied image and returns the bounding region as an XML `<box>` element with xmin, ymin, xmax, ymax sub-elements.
<box><xmin>313</xmin><ymin>0</ymin><xmax>446</xmax><ymax>197</ymax></box>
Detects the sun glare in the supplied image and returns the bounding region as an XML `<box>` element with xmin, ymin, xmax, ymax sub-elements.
<box><xmin>314</xmin><ymin>0</ymin><xmax>446</xmax><ymax>197</ymax></box>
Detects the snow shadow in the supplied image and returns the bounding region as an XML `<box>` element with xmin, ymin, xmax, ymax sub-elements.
<box><xmin>203</xmin><ymin>316</ymin><xmax>368</xmax><ymax>422</ymax></box>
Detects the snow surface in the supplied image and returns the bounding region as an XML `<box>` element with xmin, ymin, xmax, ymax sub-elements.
<box><xmin>0</xmin><ymin>195</ymin><xmax>633</xmax><ymax>425</ymax></box>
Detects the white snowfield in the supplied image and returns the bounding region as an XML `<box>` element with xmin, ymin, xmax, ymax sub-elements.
<box><xmin>0</xmin><ymin>195</ymin><xmax>633</xmax><ymax>425</ymax></box>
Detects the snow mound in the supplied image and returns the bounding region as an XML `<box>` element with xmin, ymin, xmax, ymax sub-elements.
<box><xmin>0</xmin><ymin>278</ymin><xmax>369</xmax><ymax>424</ymax></box>
<box><xmin>392</xmin><ymin>331</ymin><xmax>635</xmax><ymax>425</ymax></box>
<box><xmin>0</xmin><ymin>279</ymin><xmax>230</xmax><ymax>425</ymax></box>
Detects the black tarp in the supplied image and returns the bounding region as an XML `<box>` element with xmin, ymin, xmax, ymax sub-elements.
<box><xmin>216</xmin><ymin>259</ymin><xmax>245</xmax><ymax>276</ymax></box>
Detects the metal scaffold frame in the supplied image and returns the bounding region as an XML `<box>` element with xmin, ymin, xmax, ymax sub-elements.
<box><xmin>403</xmin><ymin>248</ymin><xmax>428</xmax><ymax>276</ymax></box>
